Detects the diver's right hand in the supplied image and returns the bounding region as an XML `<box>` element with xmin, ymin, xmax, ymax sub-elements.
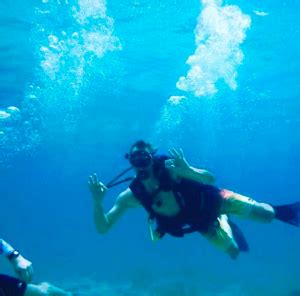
<box><xmin>88</xmin><ymin>173</ymin><xmax>108</xmax><ymax>204</ymax></box>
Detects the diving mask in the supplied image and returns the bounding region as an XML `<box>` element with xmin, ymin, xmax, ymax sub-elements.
<box><xmin>127</xmin><ymin>150</ymin><xmax>153</xmax><ymax>169</ymax></box>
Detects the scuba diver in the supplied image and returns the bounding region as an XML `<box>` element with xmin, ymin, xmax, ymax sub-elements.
<box><xmin>88</xmin><ymin>140</ymin><xmax>300</xmax><ymax>259</ymax></box>
<box><xmin>0</xmin><ymin>238</ymin><xmax>71</xmax><ymax>296</ymax></box>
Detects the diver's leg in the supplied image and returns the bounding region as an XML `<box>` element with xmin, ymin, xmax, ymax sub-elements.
<box><xmin>202</xmin><ymin>215</ymin><xmax>240</xmax><ymax>259</ymax></box>
<box><xmin>25</xmin><ymin>282</ymin><xmax>72</xmax><ymax>296</ymax></box>
<box><xmin>0</xmin><ymin>273</ymin><xmax>71</xmax><ymax>296</ymax></box>
<box><xmin>220</xmin><ymin>189</ymin><xmax>275</xmax><ymax>223</ymax></box>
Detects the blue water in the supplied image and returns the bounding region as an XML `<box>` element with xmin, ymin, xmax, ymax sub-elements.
<box><xmin>1</xmin><ymin>0</ymin><xmax>300</xmax><ymax>295</ymax></box>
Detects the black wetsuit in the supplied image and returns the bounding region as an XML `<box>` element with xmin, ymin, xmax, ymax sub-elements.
<box><xmin>0</xmin><ymin>240</ymin><xmax>27</xmax><ymax>296</ymax></box>
<box><xmin>129</xmin><ymin>155</ymin><xmax>223</xmax><ymax>237</ymax></box>
<box><xmin>0</xmin><ymin>274</ymin><xmax>27</xmax><ymax>296</ymax></box>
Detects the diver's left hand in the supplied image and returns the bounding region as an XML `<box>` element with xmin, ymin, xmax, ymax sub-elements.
<box><xmin>165</xmin><ymin>148</ymin><xmax>190</xmax><ymax>176</ymax></box>
<box><xmin>11</xmin><ymin>254</ymin><xmax>33</xmax><ymax>283</ymax></box>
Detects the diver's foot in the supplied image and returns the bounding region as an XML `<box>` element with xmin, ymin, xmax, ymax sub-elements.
<box><xmin>227</xmin><ymin>244</ymin><xmax>240</xmax><ymax>260</ymax></box>
<box><xmin>274</xmin><ymin>202</ymin><xmax>300</xmax><ymax>226</ymax></box>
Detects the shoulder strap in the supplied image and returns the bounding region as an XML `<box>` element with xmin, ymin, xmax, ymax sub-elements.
<box><xmin>129</xmin><ymin>178</ymin><xmax>157</xmax><ymax>216</ymax></box>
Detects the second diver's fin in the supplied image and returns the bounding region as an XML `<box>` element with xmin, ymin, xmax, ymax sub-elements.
<box><xmin>273</xmin><ymin>202</ymin><xmax>300</xmax><ymax>226</ymax></box>
<box><xmin>228</xmin><ymin>220</ymin><xmax>249</xmax><ymax>252</ymax></box>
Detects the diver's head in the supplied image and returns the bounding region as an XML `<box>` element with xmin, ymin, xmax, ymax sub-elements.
<box><xmin>125</xmin><ymin>140</ymin><xmax>157</xmax><ymax>179</ymax></box>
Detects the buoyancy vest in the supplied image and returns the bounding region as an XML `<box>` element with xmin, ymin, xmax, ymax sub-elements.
<box><xmin>129</xmin><ymin>155</ymin><xmax>223</xmax><ymax>237</ymax></box>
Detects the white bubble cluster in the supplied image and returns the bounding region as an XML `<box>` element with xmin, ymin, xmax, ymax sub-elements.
<box><xmin>168</xmin><ymin>95</ymin><xmax>187</xmax><ymax>105</ymax></box>
<box><xmin>253</xmin><ymin>10</ymin><xmax>269</xmax><ymax>17</ymax></box>
<box><xmin>0</xmin><ymin>106</ymin><xmax>21</xmax><ymax>122</ymax></box>
<box><xmin>176</xmin><ymin>0</ymin><xmax>251</xmax><ymax>97</ymax></box>
<box><xmin>0</xmin><ymin>110</ymin><xmax>11</xmax><ymax>120</ymax></box>
<box><xmin>75</xmin><ymin>0</ymin><xmax>107</xmax><ymax>22</ymax></box>
<box><xmin>1</xmin><ymin>1</ymin><xmax>121</xmax><ymax>164</ymax></box>
<box><xmin>32</xmin><ymin>0</ymin><xmax>121</xmax><ymax>127</ymax></box>
<box><xmin>0</xmin><ymin>106</ymin><xmax>25</xmax><ymax>164</ymax></box>
<box><xmin>39</xmin><ymin>0</ymin><xmax>121</xmax><ymax>83</ymax></box>
<box><xmin>155</xmin><ymin>95</ymin><xmax>189</xmax><ymax>142</ymax></box>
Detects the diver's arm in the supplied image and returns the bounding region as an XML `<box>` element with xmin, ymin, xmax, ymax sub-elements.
<box><xmin>93</xmin><ymin>189</ymin><xmax>134</xmax><ymax>234</ymax></box>
<box><xmin>0</xmin><ymin>238</ymin><xmax>14</xmax><ymax>257</ymax></box>
<box><xmin>0</xmin><ymin>239</ymin><xmax>33</xmax><ymax>282</ymax></box>
<box><xmin>93</xmin><ymin>201</ymin><xmax>109</xmax><ymax>233</ymax></box>
<box><xmin>166</xmin><ymin>148</ymin><xmax>215</xmax><ymax>185</ymax></box>
<box><xmin>88</xmin><ymin>174</ymin><xmax>138</xmax><ymax>233</ymax></box>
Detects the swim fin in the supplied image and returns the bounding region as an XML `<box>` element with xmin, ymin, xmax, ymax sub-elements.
<box><xmin>228</xmin><ymin>219</ymin><xmax>249</xmax><ymax>252</ymax></box>
<box><xmin>273</xmin><ymin>202</ymin><xmax>300</xmax><ymax>226</ymax></box>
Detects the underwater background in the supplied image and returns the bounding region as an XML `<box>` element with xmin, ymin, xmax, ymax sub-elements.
<box><xmin>1</xmin><ymin>0</ymin><xmax>300</xmax><ymax>295</ymax></box>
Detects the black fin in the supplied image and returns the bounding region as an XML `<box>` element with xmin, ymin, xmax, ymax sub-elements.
<box><xmin>228</xmin><ymin>219</ymin><xmax>249</xmax><ymax>252</ymax></box>
<box><xmin>274</xmin><ymin>202</ymin><xmax>300</xmax><ymax>226</ymax></box>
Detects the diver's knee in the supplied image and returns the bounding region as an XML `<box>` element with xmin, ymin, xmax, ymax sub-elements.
<box><xmin>36</xmin><ymin>282</ymin><xmax>51</xmax><ymax>296</ymax></box>
<box><xmin>41</xmin><ymin>282</ymin><xmax>72</xmax><ymax>296</ymax></box>
<box><xmin>26</xmin><ymin>282</ymin><xmax>71</xmax><ymax>296</ymax></box>
<box><xmin>24</xmin><ymin>282</ymin><xmax>49</xmax><ymax>296</ymax></box>
<box><xmin>249</xmin><ymin>202</ymin><xmax>275</xmax><ymax>223</ymax></box>
<box><xmin>37</xmin><ymin>282</ymin><xmax>58</xmax><ymax>296</ymax></box>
